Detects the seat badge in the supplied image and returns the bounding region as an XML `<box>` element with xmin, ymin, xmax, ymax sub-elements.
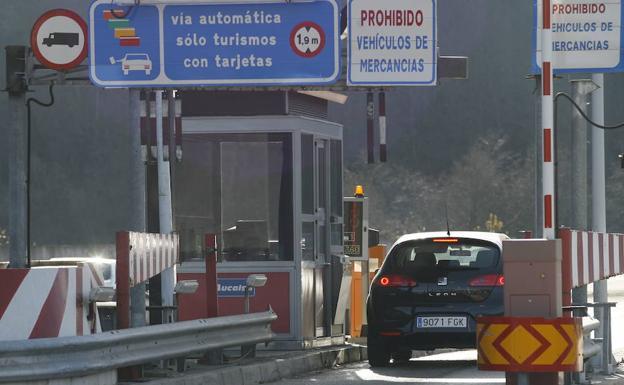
<box><xmin>437</xmin><ymin>277</ymin><xmax>448</xmax><ymax>286</ymax></box>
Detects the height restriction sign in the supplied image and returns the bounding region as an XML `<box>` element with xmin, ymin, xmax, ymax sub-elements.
<box><xmin>347</xmin><ymin>0</ymin><xmax>437</xmax><ymax>86</ymax></box>
<box><xmin>31</xmin><ymin>9</ymin><xmax>88</xmax><ymax>71</ymax></box>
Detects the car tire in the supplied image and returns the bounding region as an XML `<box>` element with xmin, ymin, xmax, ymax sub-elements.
<box><xmin>391</xmin><ymin>350</ymin><xmax>412</xmax><ymax>363</ymax></box>
<box><xmin>367</xmin><ymin>335</ymin><xmax>391</xmax><ymax>367</ymax></box>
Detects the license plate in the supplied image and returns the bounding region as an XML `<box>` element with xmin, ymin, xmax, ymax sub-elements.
<box><xmin>416</xmin><ymin>316</ymin><xmax>467</xmax><ymax>328</ymax></box>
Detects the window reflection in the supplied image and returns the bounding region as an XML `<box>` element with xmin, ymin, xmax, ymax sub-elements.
<box><xmin>175</xmin><ymin>133</ymin><xmax>293</xmax><ymax>262</ymax></box>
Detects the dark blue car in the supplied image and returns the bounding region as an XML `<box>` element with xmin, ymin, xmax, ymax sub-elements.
<box><xmin>366</xmin><ymin>231</ymin><xmax>508</xmax><ymax>367</ymax></box>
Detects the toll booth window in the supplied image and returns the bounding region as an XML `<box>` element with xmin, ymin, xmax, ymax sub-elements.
<box><xmin>175</xmin><ymin>133</ymin><xmax>293</xmax><ymax>262</ymax></box>
<box><xmin>175</xmin><ymin>138</ymin><xmax>220</xmax><ymax>262</ymax></box>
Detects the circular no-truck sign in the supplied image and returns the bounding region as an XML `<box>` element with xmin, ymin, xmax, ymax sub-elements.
<box><xmin>31</xmin><ymin>9</ymin><xmax>88</xmax><ymax>71</ymax></box>
<box><xmin>290</xmin><ymin>22</ymin><xmax>325</xmax><ymax>58</ymax></box>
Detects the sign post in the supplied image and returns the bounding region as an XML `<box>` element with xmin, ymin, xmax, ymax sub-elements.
<box><xmin>533</xmin><ymin>3</ymin><xmax>622</xmax><ymax>369</ymax></box>
<box><xmin>88</xmin><ymin>0</ymin><xmax>339</xmax><ymax>87</ymax></box>
<box><xmin>347</xmin><ymin>0</ymin><xmax>437</xmax><ymax>86</ymax></box>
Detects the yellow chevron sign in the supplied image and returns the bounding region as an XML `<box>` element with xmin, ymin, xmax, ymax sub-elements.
<box><xmin>477</xmin><ymin>316</ymin><xmax>582</xmax><ymax>372</ymax></box>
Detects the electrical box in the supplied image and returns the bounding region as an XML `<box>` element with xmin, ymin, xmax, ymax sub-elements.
<box><xmin>5</xmin><ymin>46</ymin><xmax>27</xmax><ymax>95</ymax></box>
<box><xmin>502</xmin><ymin>239</ymin><xmax>562</xmax><ymax>318</ymax></box>
<box><xmin>343</xmin><ymin>196</ymin><xmax>368</xmax><ymax>261</ymax></box>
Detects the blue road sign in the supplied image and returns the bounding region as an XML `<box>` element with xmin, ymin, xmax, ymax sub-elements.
<box><xmin>88</xmin><ymin>0</ymin><xmax>340</xmax><ymax>87</ymax></box>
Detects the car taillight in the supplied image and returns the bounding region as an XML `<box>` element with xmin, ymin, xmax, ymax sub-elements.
<box><xmin>469</xmin><ymin>274</ymin><xmax>504</xmax><ymax>287</ymax></box>
<box><xmin>375</xmin><ymin>275</ymin><xmax>417</xmax><ymax>287</ymax></box>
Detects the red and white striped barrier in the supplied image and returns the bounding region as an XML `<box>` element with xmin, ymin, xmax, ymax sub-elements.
<box><xmin>0</xmin><ymin>265</ymin><xmax>101</xmax><ymax>340</ymax></box>
<box><xmin>560</xmin><ymin>228</ymin><xmax>624</xmax><ymax>294</ymax></box>
<box><xmin>116</xmin><ymin>231</ymin><xmax>179</xmax><ymax>329</ymax></box>
<box><xmin>540</xmin><ymin>0</ymin><xmax>555</xmax><ymax>240</ymax></box>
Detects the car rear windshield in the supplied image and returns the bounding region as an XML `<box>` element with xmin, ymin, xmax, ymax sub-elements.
<box><xmin>384</xmin><ymin>238</ymin><xmax>500</xmax><ymax>275</ymax></box>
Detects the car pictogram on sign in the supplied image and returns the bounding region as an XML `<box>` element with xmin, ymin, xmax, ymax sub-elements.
<box><xmin>290</xmin><ymin>21</ymin><xmax>325</xmax><ymax>58</ymax></box>
<box><xmin>109</xmin><ymin>53</ymin><xmax>152</xmax><ymax>75</ymax></box>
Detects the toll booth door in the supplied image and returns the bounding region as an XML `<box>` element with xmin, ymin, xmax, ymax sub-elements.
<box><xmin>302</xmin><ymin>135</ymin><xmax>340</xmax><ymax>340</ymax></box>
<box><xmin>314</xmin><ymin>139</ymin><xmax>329</xmax><ymax>338</ymax></box>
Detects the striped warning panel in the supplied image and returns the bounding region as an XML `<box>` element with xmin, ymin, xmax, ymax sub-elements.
<box><xmin>121</xmin><ymin>232</ymin><xmax>179</xmax><ymax>287</ymax></box>
<box><xmin>559</xmin><ymin>228</ymin><xmax>624</xmax><ymax>292</ymax></box>
<box><xmin>0</xmin><ymin>265</ymin><xmax>102</xmax><ymax>340</ymax></box>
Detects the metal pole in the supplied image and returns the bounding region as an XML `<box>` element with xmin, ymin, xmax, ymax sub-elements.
<box><xmin>8</xmin><ymin>92</ymin><xmax>28</xmax><ymax>268</ymax></box>
<box><xmin>378</xmin><ymin>92</ymin><xmax>387</xmax><ymax>162</ymax></box>
<box><xmin>536</xmin><ymin>5</ymin><xmax>555</xmax><ymax>384</ymax></box>
<box><xmin>155</xmin><ymin>90</ymin><xmax>176</xmax><ymax>321</ymax></box>
<box><xmin>129</xmin><ymin>89</ymin><xmax>147</xmax><ymax>328</ymax></box>
<box><xmin>591</xmin><ymin>74</ymin><xmax>607</xmax><ymax>304</ymax></box>
<box><xmin>244</xmin><ymin>287</ymin><xmax>250</xmax><ymax>314</ymax></box>
<box><xmin>591</xmin><ymin>73</ymin><xmax>611</xmax><ymax>373</ymax></box>
<box><xmin>366</xmin><ymin>92</ymin><xmax>374</xmax><ymax>164</ymax></box>
<box><xmin>570</xmin><ymin>80</ymin><xmax>598</xmax><ymax>307</ymax></box>
<box><xmin>167</xmin><ymin>91</ymin><xmax>176</xmax><ymax>227</ymax></box>
<box><xmin>541</xmin><ymin>0</ymin><xmax>555</xmax><ymax>241</ymax></box>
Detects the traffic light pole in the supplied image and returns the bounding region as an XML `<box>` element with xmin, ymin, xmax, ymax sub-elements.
<box><xmin>591</xmin><ymin>73</ymin><xmax>610</xmax><ymax>370</ymax></box>
<box><xmin>8</xmin><ymin>91</ymin><xmax>28</xmax><ymax>268</ymax></box>
<box><xmin>569</xmin><ymin>80</ymin><xmax>598</xmax><ymax>312</ymax></box>
<box><xmin>5</xmin><ymin>46</ymin><xmax>29</xmax><ymax>268</ymax></box>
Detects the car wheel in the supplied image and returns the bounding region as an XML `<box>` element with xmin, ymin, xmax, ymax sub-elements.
<box><xmin>367</xmin><ymin>335</ymin><xmax>391</xmax><ymax>367</ymax></box>
<box><xmin>391</xmin><ymin>350</ymin><xmax>412</xmax><ymax>364</ymax></box>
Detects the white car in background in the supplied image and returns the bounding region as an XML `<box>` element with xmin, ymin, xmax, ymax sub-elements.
<box><xmin>47</xmin><ymin>257</ymin><xmax>116</xmax><ymax>288</ymax></box>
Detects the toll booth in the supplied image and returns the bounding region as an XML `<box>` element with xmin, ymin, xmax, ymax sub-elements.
<box><xmin>175</xmin><ymin>91</ymin><xmax>345</xmax><ymax>348</ymax></box>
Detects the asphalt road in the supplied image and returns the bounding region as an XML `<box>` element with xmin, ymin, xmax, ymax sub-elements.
<box><xmin>273</xmin><ymin>350</ymin><xmax>505</xmax><ymax>385</ymax></box>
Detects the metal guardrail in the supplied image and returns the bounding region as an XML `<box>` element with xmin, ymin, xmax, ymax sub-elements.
<box><xmin>564</xmin><ymin>303</ymin><xmax>616</xmax><ymax>384</ymax></box>
<box><xmin>582</xmin><ymin>316</ymin><xmax>602</xmax><ymax>362</ymax></box>
<box><xmin>574</xmin><ymin>303</ymin><xmax>616</xmax><ymax>373</ymax></box>
<box><xmin>0</xmin><ymin>310</ymin><xmax>276</xmax><ymax>383</ymax></box>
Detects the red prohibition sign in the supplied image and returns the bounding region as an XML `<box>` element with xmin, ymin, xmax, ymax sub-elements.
<box><xmin>31</xmin><ymin>9</ymin><xmax>88</xmax><ymax>71</ymax></box>
<box><xmin>290</xmin><ymin>21</ymin><xmax>326</xmax><ymax>58</ymax></box>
